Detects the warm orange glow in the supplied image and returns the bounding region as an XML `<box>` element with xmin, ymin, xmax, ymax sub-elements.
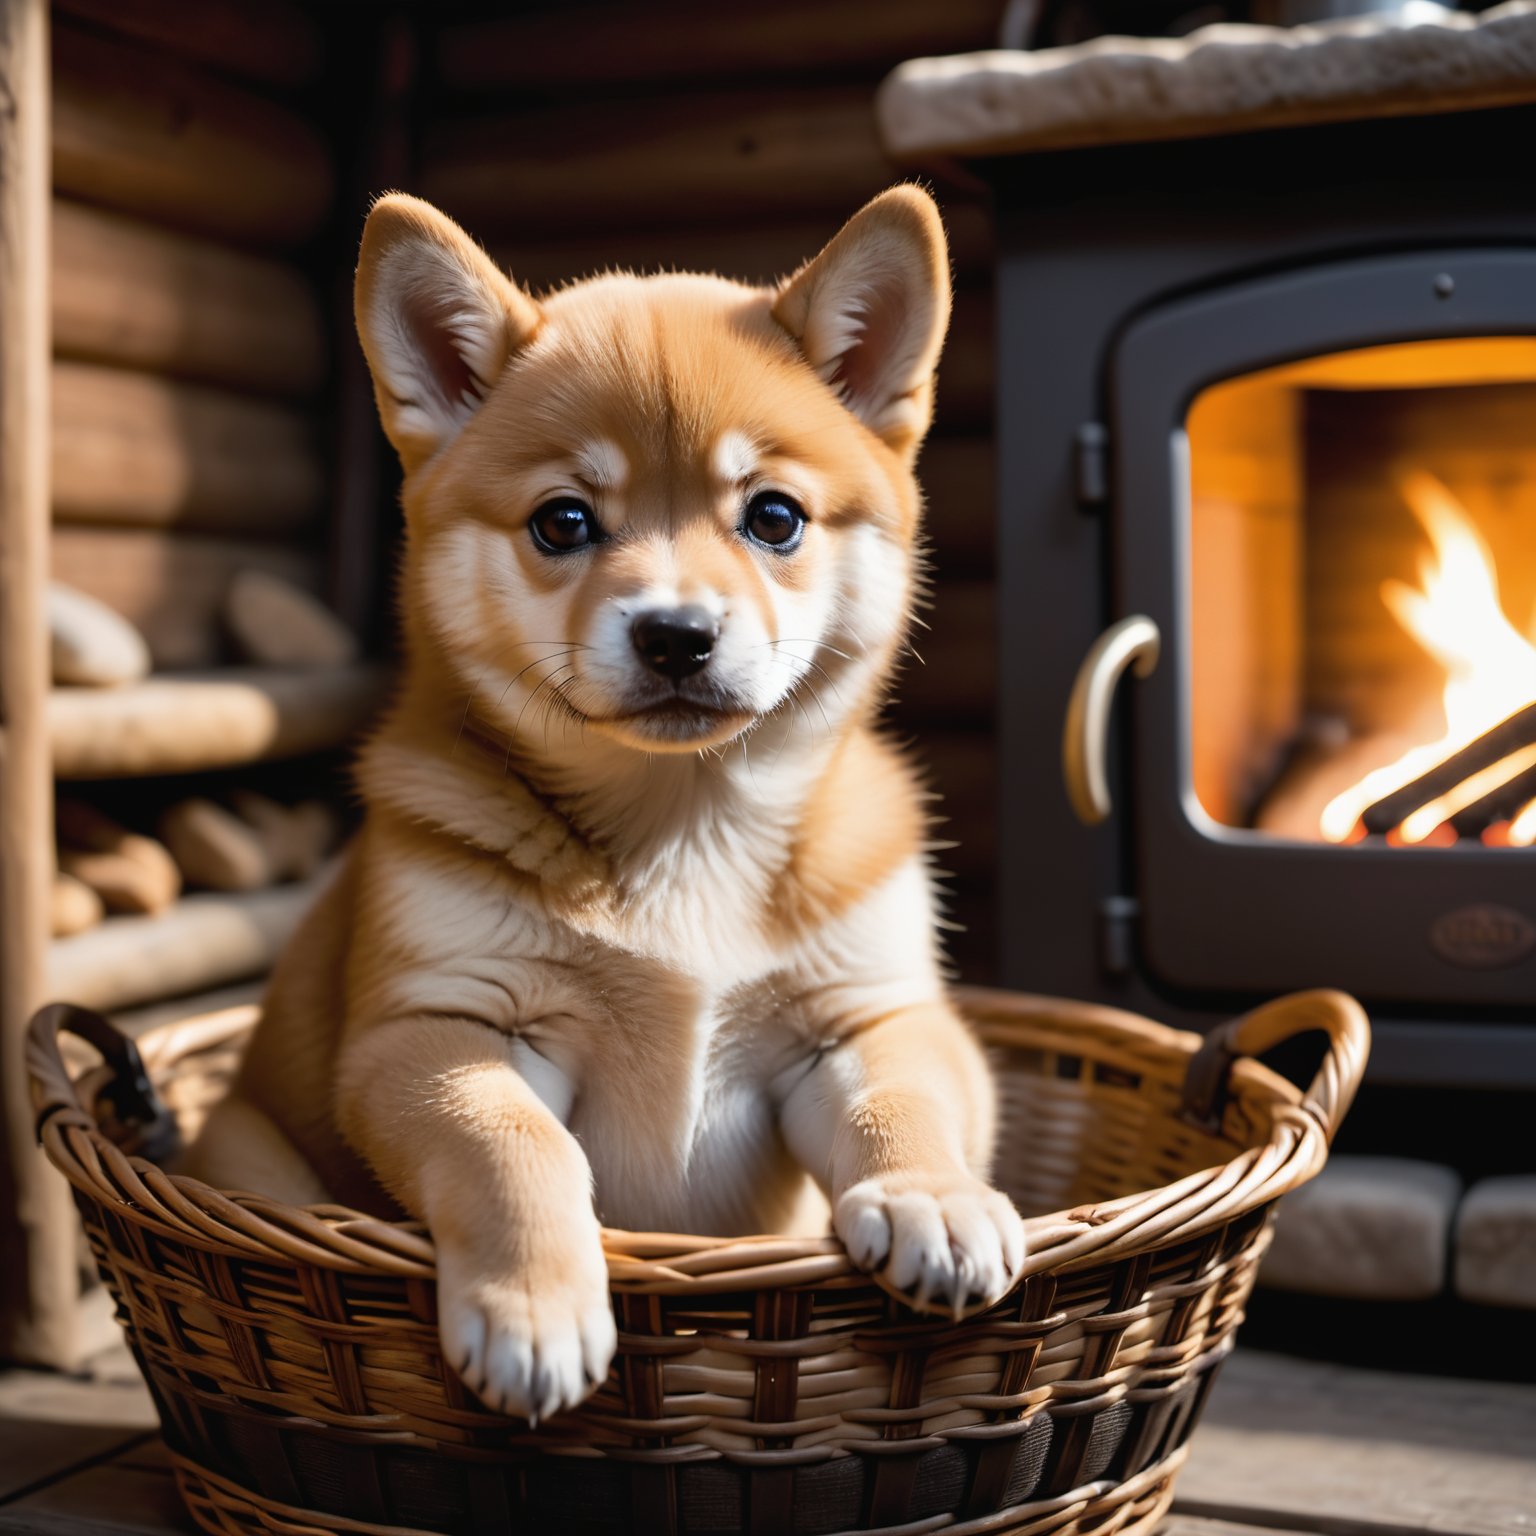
<box><xmin>1396</xmin><ymin>743</ymin><xmax>1536</xmax><ymax>844</ymax></box>
<box><xmin>1509</xmin><ymin>799</ymin><xmax>1536</xmax><ymax>848</ymax></box>
<box><xmin>1320</xmin><ymin>473</ymin><xmax>1536</xmax><ymax>843</ymax></box>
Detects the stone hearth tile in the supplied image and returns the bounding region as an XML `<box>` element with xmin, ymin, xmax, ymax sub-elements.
<box><xmin>1258</xmin><ymin>1154</ymin><xmax>1460</xmax><ymax>1301</ymax></box>
<box><xmin>878</xmin><ymin>1</ymin><xmax>1536</xmax><ymax>160</ymax></box>
<box><xmin>1454</xmin><ymin>1174</ymin><xmax>1536</xmax><ymax>1310</ymax></box>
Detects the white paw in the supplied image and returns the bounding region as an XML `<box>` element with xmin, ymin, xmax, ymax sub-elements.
<box><xmin>437</xmin><ymin>1245</ymin><xmax>617</xmax><ymax>1423</ymax></box>
<box><xmin>836</xmin><ymin>1171</ymin><xmax>1025</xmax><ymax>1318</ymax></box>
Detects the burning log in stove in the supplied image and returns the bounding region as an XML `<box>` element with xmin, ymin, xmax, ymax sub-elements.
<box><xmin>1250</xmin><ymin>470</ymin><xmax>1536</xmax><ymax>849</ymax></box>
<box><xmin>1359</xmin><ymin>701</ymin><xmax>1536</xmax><ymax>844</ymax></box>
<box><xmin>1449</xmin><ymin>763</ymin><xmax>1536</xmax><ymax>843</ymax></box>
<box><xmin>1306</xmin><ymin>473</ymin><xmax>1536</xmax><ymax>849</ymax></box>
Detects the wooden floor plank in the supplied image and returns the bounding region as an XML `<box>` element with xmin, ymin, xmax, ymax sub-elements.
<box><xmin>1165</xmin><ymin>1520</ymin><xmax>1317</xmax><ymax>1536</ymax></box>
<box><xmin>0</xmin><ymin>1424</ymin><xmax>138</xmax><ymax>1510</ymax></box>
<box><xmin>103</xmin><ymin>1440</ymin><xmax>172</xmax><ymax>1475</ymax></box>
<box><xmin>0</xmin><ymin>1464</ymin><xmax>190</xmax><ymax>1536</ymax></box>
<box><xmin>0</xmin><ymin>1365</ymin><xmax>156</xmax><ymax>1504</ymax></box>
<box><xmin>1177</xmin><ymin>1349</ymin><xmax>1536</xmax><ymax>1536</ymax></box>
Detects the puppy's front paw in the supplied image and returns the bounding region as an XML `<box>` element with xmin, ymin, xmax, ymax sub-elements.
<box><xmin>437</xmin><ymin>1241</ymin><xmax>617</xmax><ymax>1423</ymax></box>
<box><xmin>836</xmin><ymin>1170</ymin><xmax>1025</xmax><ymax>1318</ymax></box>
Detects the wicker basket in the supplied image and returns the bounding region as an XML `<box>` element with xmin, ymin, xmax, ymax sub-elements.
<box><xmin>28</xmin><ymin>986</ymin><xmax>1367</xmax><ymax>1536</ymax></box>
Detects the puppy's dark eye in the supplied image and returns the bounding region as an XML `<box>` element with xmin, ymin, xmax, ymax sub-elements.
<box><xmin>743</xmin><ymin>491</ymin><xmax>806</xmax><ymax>551</ymax></box>
<box><xmin>530</xmin><ymin>498</ymin><xmax>600</xmax><ymax>554</ymax></box>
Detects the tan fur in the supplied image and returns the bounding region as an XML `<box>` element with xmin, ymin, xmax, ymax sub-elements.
<box><xmin>187</xmin><ymin>185</ymin><xmax>1024</xmax><ymax>1422</ymax></box>
<box><xmin>774</xmin><ymin>730</ymin><xmax>928</xmax><ymax>930</ymax></box>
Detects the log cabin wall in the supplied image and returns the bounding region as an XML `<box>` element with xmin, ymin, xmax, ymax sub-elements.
<box><xmin>418</xmin><ymin>0</ymin><xmax>1007</xmax><ymax>980</ymax></box>
<box><xmin>0</xmin><ymin>0</ymin><xmax>391</xmax><ymax>1366</ymax></box>
<box><xmin>48</xmin><ymin>2</ymin><xmax>332</xmax><ymax>663</ymax></box>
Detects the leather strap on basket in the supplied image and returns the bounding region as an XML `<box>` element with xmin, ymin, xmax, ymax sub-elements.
<box><xmin>1180</xmin><ymin>1025</ymin><xmax>1238</xmax><ymax>1135</ymax></box>
<box><xmin>31</xmin><ymin>1001</ymin><xmax>181</xmax><ymax>1163</ymax></box>
<box><xmin>1181</xmin><ymin>989</ymin><xmax>1369</xmax><ymax>1142</ymax></box>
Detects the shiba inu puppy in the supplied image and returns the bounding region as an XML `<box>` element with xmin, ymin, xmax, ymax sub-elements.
<box><xmin>187</xmin><ymin>184</ymin><xmax>1025</xmax><ymax>1422</ymax></box>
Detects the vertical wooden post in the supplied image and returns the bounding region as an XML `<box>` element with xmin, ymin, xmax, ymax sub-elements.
<box><xmin>0</xmin><ymin>0</ymin><xmax>76</xmax><ymax>1367</ymax></box>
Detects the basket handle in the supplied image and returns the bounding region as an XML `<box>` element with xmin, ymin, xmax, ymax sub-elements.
<box><xmin>1180</xmin><ymin>988</ymin><xmax>1370</xmax><ymax>1141</ymax></box>
<box><xmin>28</xmin><ymin>1001</ymin><xmax>180</xmax><ymax>1162</ymax></box>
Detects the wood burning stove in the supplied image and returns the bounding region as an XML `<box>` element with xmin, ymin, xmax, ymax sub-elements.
<box><xmin>879</xmin><ymin>9</ymin><xmax>1536</xmax><ymax>1088</ymax></box>
<box><xmin>1114</xmin><ymin>252</ymin><xmax>1536</xmax><ymax>1016</ymax></box>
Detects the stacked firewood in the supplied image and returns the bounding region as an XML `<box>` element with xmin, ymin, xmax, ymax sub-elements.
<box><xmin>48</xmin><ymin>572</ymin><xmax>357</xmax><ymax>690</ymax></box>
<box><xmin>47</xmin><ymin>571</ymin><xmax>357</xmax><ymax>940</ymax></box>
<box><xmin>51</xmin><ymin>794</ymin><xmax>342</xmax><ymax>939</ymax></box>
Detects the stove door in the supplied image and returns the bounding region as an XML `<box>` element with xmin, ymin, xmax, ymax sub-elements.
<box><xmin>1112</xmin><ymin>248</ymin><xmax>1536</xmax><ymax>1007</ymax></box>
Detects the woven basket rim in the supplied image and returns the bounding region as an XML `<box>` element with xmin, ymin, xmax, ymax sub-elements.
<box><xmin>28</xmin><ymin>985</ymin><xmax>1369</xmax><ymax>1293</ymax></box>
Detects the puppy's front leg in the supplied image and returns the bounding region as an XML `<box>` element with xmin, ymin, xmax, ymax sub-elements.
<box><xmin>782</xmin><ymin>1002</ymin><xmax>1025</xmax><ymax>1316</ymax></box>
<box><xmin>337</xmin><ymin>1016</ymin><xmax>615</xmax><ymax>1421</ymax></box>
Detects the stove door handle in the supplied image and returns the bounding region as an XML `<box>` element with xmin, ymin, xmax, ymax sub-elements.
<box><xmin>1062</xmin><ymin>614</ymin><xmax>1160</xmax><ymax>825</ymax></box>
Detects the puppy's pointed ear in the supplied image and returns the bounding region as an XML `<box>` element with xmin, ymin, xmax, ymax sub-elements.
<box><xmin>354</xmin><ymin>193</ymin><xmax>541</xmax><ymax>473</ymax></box>
<box><xmin>772</xmin><ymin>186</ymin><xmax>951</xmax><ymax>459</ymax></box>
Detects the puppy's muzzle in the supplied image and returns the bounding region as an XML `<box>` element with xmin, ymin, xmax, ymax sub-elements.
<box><xmin>632</xmin><ymin>606</ymin><xmax>719</xmax><ymax>681</ymax></box>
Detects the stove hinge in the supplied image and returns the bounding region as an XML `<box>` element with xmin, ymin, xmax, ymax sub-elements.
<box><xmin>1074</xmin><ymin>422</ymin><xmax>1110</xmax><ymax>510</ymax></box>
<box><xmin>1097</xmin><ymin>895</ymin><xmax>1140</xmax><ymax>977</ymax></box>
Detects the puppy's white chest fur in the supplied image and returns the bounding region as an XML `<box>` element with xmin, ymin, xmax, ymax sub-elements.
<box><xmin>532</xmin><ymin>859</ymin><xmax>811</xmax><ymax>1235</ymax></box>
<box><xmin>515</xmin><ymin>848</ymin><xmax>936</xmax><ymax>1237</ymax></box>
<box><xmin>565</xmin><ymin>986</ymin><xmax>805</xmax><ymax>1234</ymax></box>
<box><xmin>361</xmin><ymin>740</ymin><xmax>938</xmax><ymax>1240</ymax></box>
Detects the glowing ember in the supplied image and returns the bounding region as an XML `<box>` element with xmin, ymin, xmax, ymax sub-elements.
<box><xmin>1320</xmin><ymin>472</ymin><xmax>1536</xmax><ymax>844</ymax></box>
<box><xmin>1510</xmin><ymin>799</ymin><xmax>1536</xmax><ymax>848</ymax></box>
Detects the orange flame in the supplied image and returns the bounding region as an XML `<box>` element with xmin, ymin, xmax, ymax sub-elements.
<box><xmin>1319</xmin><ymin>473</ymin><xmax>1536</xmax><ymax>844</ymax></box>
<box><xmin>1510</xmin><ymin>799</ymin><xmax>1536</xmax><ymax>848</ymax></box>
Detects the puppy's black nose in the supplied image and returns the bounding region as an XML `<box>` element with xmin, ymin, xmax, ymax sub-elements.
<box><xmin>632</xmin><ymin>606</ymin><xmax>718</xmax><ymax>680</ymax></box>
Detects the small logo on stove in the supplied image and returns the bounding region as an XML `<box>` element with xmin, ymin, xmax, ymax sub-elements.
<box><xmin>1429</xmin><ymin>905</ymin><xmax>1536</xmax><ymax>969</ymax></box>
